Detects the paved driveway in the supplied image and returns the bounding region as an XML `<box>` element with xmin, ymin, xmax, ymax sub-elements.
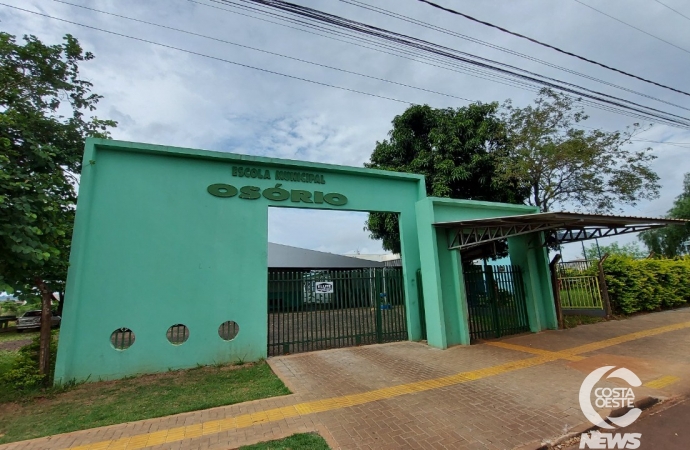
<box><xmin>2</xmin><ymin>308</ymin><xmax>690</xmax><ymax>450</ymax></box>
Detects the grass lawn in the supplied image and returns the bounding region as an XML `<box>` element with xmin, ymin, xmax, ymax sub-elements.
<box><xmin>0</xmin><ymin>356</ymin><xmax>290</xmax><ymax>444</ymax></box>
<box><xmin>563</xmin><ymin>314</ymin><xmax>607</xmax><ymax>329</ymax></box>
<box><xmin>240</xmin><ymin>433</ymin><xmax>330</xmax><ymax>450</ymax></box>
<box><xmin>0</xmin><ymin>351</ymin><xmax>15</xmax><ymax>377</ymax></box>
<box><xmin>0</xmin><ymin>329</ymin><xmax>39</xmax><ymax>343</ymax></box>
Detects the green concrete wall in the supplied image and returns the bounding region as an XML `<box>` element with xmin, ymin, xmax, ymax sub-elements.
<box><xmin>56</xmin><ymin>140</ymin><xmax>560</xmax><ymax>382</ymax></box>
<box><xmin>55</xmin><ymin>139</ymin><xmax>426</xmax><ymax>382</ymax></box>
<box><xmin>415</xmin><ymin>198</ymin><xmax>556</xmax><ymax>349</ymax></box>
<box><xmin>507</xmin><ymin>233</ymin><xmax>559</xmax><ymax>332</ymax></box>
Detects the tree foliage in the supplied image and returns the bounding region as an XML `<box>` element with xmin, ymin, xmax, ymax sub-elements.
<box><xmin>583</xmin><ymin>241</ymin><xmax>647</xmax><ymax>260</ymax></box>
<box><xmin>498</xmin><ymin>89</ymin><xmax>660</xmax><ymax>213</ymax></box>
<box><xmin>640</xmin><ymin>173</ymin><xmax>690</xmax><ymax>257</ymax></box>
<box><xmin>0</xmin><ymin>32</ymin><xmax>115</xmax><ymax>378</ymax></box>
<box><xmin>0</xmin><ymin>32</ymin><xmax>114</xmax><ymax>295</ymax></box>
<box><xmin>365</xmin><ymin>103</ymin><xmax>527</xmax><ymax>253</ymax></box>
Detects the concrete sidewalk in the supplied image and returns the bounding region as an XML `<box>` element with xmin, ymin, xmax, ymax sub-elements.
<box><xmin>2</xmin><ymin>308</ymin><xmax>689</xmax><ymax>450</ymax></box>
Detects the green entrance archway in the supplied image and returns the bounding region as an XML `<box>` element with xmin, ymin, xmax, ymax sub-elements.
<box><xmin>55</xmin><ymin>139</ymin><xmax>568</xmax><ymax>383</ymax></box>
<box><xmin>55</xmin><ymin>139</ymin><xmax>427</xmax><ymax>382</ymax></box>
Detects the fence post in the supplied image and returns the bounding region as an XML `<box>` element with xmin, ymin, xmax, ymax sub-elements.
<box><xmin>375</xmin><ymin>269</ymin><xmax>383</xmax><ymax>344</ymax></box>
<box><xmin>598</xmin><ymin>253</ymin><xmax>612</xmax><ymax>318</ymax></box>
<box><xmin>549</xmin><ymin>254</ymin><xmax>564</xmax><ymax>329</ymax></box>
<box><xmin>484</xmin><ymin>265</ymin><xmax>501</xmax><ymax>337</ymax></box>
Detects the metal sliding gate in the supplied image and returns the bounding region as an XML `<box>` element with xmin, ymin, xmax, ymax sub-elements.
<box><xmin>463</xmin><ymin>264</ymin><xmax>530</xmax><ymax>341</ymax></box>
<box><xmin>267</xmin><ymin>267</ymin><xmax>407</xmax><ymax>356</ymax></box>
<box><xmin>556</xmin><ymin>260</ymin><xmax>603</xmax><ymax>310</ymax></box>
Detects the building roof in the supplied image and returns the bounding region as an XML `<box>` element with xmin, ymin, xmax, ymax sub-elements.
<box><xmin>434</xmin><ymin>211</ymin><xmax>689</xmax><ymax>251</ymax></box>
<box><xmin>268</xmin><ymin>243</ymin><xmax>385</xmax><ymax>269</ymax></box>
<box><xmin>347</xmin><ymin>254</ymin><xmax>400</xmax><ymax>262</ymax></box>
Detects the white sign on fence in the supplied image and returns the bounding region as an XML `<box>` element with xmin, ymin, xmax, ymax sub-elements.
<box><xmin>314</xmin><ymin>281</ymin><xmax>334</xmax><ymax>294</ymax></box>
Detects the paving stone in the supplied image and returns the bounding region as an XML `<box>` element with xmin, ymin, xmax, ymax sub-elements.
<box><xmin>2</xmin><ymin>309</ymin><xmax>690</xmax><ymax>449</ymax></box>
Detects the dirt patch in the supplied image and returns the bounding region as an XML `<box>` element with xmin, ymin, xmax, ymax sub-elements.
<box><xmin>0</xmin><ymin>338</ymin><xmax>31</xmax><ymax>352</ymax></box>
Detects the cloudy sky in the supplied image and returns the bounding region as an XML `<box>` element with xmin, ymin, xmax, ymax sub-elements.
<box><xmin>3</xmin><ymin>0</ymin><xmax>689</xmax><ymax>259</ymax></box>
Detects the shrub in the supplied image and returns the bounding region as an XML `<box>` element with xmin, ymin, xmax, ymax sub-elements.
<box><xmin>603</xmin><ymin>255</ymin><xmax>690</xmax><ymax>314</ymax></box>
<box><xmin>2</xmin><ymin>332</ymin><xmax>58</xmax><ymax>390</ymax></box>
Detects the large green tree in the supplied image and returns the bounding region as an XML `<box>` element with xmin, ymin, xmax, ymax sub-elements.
<box><xmin>0</xmin><ymin>33</ymin><xmax>115</xmax><ymax>380</ymax></box>
<box><xmin>640</xmin><ymin>173</ymin><xmax>690</xmax><ymax>257</ymax></box>
<box><xmin>365</xmin><ymin>103</ymin><xmax>527</xmax><ymax>253</ymax></box>
<box><xmin>498</xmin><ymin>89</ymin><xmax>660</xmax><ymax>213</ymax></box>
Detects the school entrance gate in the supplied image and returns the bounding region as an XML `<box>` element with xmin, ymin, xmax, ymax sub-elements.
<box><xmin>268</xmin><ymin>267</ymin><xmax>407</xmax><ymax>356</ymax></box>
<box><xmin>54</xmin><ymin>139</ymin><xmax>682</xmax><ymax>383</ymax></box>
<box><xmin>463</xmin><ymin>265</ymin><xmax>530</xmax><ymax>341</ymax></box>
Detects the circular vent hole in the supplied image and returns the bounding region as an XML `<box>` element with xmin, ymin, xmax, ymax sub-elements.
<box><xmin>218</xmin><ymin>321</ymin><xmax>240</xmax><ymax>341</ymax></box>
<box><xmin>167</xmin><ymin>324</ymin><xmax>189</xmax><ymax>345</ymax></box>
<box><xmin>111</xmin><ymin>328</ymin><xmax>135</xmax><ymax>350</ymax></box>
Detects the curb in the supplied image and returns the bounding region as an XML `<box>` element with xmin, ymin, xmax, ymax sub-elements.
<box><xmin>515</xmin><ymin>396</ymin><xmax>665</xmax><ymax>450</ymax></box>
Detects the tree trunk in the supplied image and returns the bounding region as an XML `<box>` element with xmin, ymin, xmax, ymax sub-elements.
<box><xmin>35</xmin><ymin>278</ymin><xmax>53</xmax><ymax>384</ymax></box>
<box><xmin>533</xmin><ymin>183</ymin><xmax>542</xmax><ymax>212</ymax></box>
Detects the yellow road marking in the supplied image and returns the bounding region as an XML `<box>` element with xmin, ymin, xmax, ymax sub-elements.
<box><xmin>487</xmin><ymin>341</ymin><xmax>585</xmax><ymax>361</ymax></box>
<box><xmin>562</xmin><ymin>321</ymin><xmax>690</xmax><ymax>357</ymax></box>
<box><xmin>644</xmin><ymin>375</ymin><xmax>681</xmax><ymax>389</ymax></box>
<box><xmin>66</xmin><ymin>320</ymin><xmax>690</xmax><ymax>450</ymax></box>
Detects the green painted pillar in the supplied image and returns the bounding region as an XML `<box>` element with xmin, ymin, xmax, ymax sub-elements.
<box><xmin>415</xmin><ymin>198</ymin><xmax>471</xmax><ymax>348</ymax></box>
<box><xmin>415</xmin><ymin>199</ymin><xmax>448</xmax><ymax>349</ymax></box>
<box><xmin>449</xmin><ymin>246</ymin><xmax>471</xmax><ymax>345</ymax></box>
<box><xmin>399</xmin><ymin>210</ymin><xmax>423</xmax><ymax>341</ymax></box>
<box><xmin>507</xmin><ymin>232</ymin><xmax>557</xmax><ymax>332</ymax></box>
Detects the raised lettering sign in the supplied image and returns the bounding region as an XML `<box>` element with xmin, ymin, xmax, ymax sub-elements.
<box><xmin>207</xmin><ymin>183</ymin><xmax>348</xmax><ymax>206</ymax></box>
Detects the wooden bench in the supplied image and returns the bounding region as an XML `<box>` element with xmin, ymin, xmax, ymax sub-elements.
<box><xmin>0</xmin><ymin>316</ymin><xmax>17</xmax><ymax>330</ymax></box>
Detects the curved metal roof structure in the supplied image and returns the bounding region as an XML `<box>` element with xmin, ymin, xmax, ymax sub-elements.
<box><xmin>434</xmin><ymin>212</ymin><xmax>689</xmax><ymax>251</ymax></box>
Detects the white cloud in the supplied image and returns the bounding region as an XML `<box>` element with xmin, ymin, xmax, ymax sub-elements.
<box><xmin>3</xmin><ymin>0</ymin><xmax>689</xmax><ymax>256</ymax></box>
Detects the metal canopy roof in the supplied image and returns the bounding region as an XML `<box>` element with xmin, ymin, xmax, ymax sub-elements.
<box><xmin>433</xmin><ymin>212</ymin><xmax>689</xmax><ymax>251</ymax></box>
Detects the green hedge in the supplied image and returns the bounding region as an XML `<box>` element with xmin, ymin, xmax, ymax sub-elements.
<box><xmin>603</xmin><ymin>255</ymin><xmax>690</xmax><ymax>314</ymax></box>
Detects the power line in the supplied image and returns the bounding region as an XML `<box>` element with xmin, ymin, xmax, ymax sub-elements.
<box><xmin>339</xmin><ymin>0</ymin><xmax>690</xmax><ymax>113</ymax></box>
<box><xmin>578</xmin><ymin>124</ymin><xmax>690</xmax><ymax>148</ymax></box>
<box><xmin>572</xmin><ymin>0</ymin><xmax>690</xmax><ymax>54</ymax></box>
<box><xmin>0</xmin><ymin>3</ymin><xmax>414</xmax><ymax>105</ymax></box>
<box><xmin>50</xmin><ymin>0</ymin><xmax>474</xmax><ymax>103</ymax></box>
<box><xmin>193</xmin><ymin>0</ymin><xmax>588</xmax><ymax>108</ymax></box>
<box><xmin>225</xmin><ymin>0</ymin><xmax>690</xmax><ymax>128</ymax></box>
<box><xmin>199</xmin><ymin>0</ymin><xmax>565</xmax><ymax>95</ymax></box>
<box><xmin>7</xmin><ymin>3</ymin><xmax>689</xmax><ymax>150</ymax></box>
<box><xmin>416</xmin><ymin>0</ymin><xmax>690</xmax><ymax>96</ymax></box>
<box><xmin>633</xmin><ymin>139</ymin><xmax>690</xmax><ymax>148</ymax></box>
<box><xmin>652</xmin><ymin>0</ymin><xmax>690</xmax><ymax>22</ymax></box>
<box><xmin>60</xmin><ymin>0</ymin><xmax>600</xmax><ymax>119</ymax></box>
<box><xmin>191</xmin><ymin>0</ymin><xmax>690</xmax><ymax>127</ymax></box>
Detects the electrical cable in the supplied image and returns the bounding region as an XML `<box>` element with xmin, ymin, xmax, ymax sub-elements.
<box><xmin>416</xmin><ymin>0</ymin><xmax>690</xmax><ymax>95</ymax></box>
<box><xmin>10</xmin><ymin>2</ymin><xmax>690</xmax><ymax>130</ymax></box>
<box><xmin>190</xmin><ymin>0</ymin><xmax>690</xmax><ymax>127</ymax></box>
<box><xmin>50</xmin><ymin>0</ymin><xmax>474</xmax><ymax>103</ymax></box>
<box><xmin>0</xmin><ymin>3</ymin><xmax>413</xmax><ymax>105</ymax></box>
<box><xmin>217</xmin><ymin>0</ymin><xmax>690</xmax><ymax>127</ymax></box>
<box><xmin>572</xmin><ymin>0</ymin><xmax>690</xmax><ymax>54</ymax></box>
<box><xmin>199</xmin><ymin>0</ymin><xmax>690</xmax><ymax>126</ymax></box>
<box><xmin>340</xmin><ymin>0</ymin><xmax>689</xmax><ymax>112</ymax></box>
<box><xmin>652</xmin><ymin>0</ymin><xmax>690</xmax><ymax>22</ymax></box>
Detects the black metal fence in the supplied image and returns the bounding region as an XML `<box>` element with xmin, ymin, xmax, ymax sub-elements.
<box><xmin>267</xmin><ymin>267</ymin><xmax>407</xmax><ymax>356</ymax></box>
<box><xmin>463</xmin><ymin>264</ymin><xmax>530</xmax><ymax>340</ymax></box>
